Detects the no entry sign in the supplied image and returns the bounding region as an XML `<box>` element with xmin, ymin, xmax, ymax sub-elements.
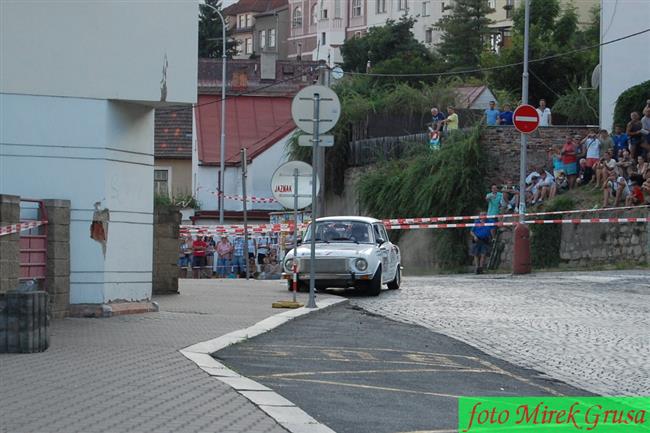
<box><xmin>513</xmin><ymin>104</ymin><xmax>540</xmax><ymax>134</ymax></box>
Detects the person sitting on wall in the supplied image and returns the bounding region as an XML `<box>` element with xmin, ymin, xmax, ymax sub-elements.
<box><xmin>603</xmin><ymin>172</ymin><xmax>630</xmax><ymax>208</ymax></box>
<box><xmin>576</xmin><ymin>158</ymin><xmax>594</xmax><ymax>187</ymax></box>
<box><xmin>470</xmin><ymin>212</ymin><xmax>495</xmax><ymax>275</ymax></box>
<box><xmin>616</xmin><ymin>149</ymin><xmax>634</xmax><ymax>180</ymax></box>
<box><xmin>612</xmin><ymin>125</ymin><xmax>629</xmax><ymax>160</ymax></box>
<box><xmin>594</xmin><ymin>150</ymin><xmax>616</xmax><ymax>189</ymax></box>
<box><xmin>549</xmin><ymin>170</ymin><xmax>568</xmax><ymax>199</ymax></box>
<box><xmin>626</xmin><ymin>174</ymin><xmax>645</xmax><ymax>206</ymax></box>
<box><xmin>530</xmin><ymin>170</ymin><xmax>555</xmax><ymax>205</ymax></box>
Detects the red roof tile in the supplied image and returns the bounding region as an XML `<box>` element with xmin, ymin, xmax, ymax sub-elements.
<box><xmin>195</xmin><ymin>94</ymin><xmax>296</xmax><ymax>165</ymax></box>
<box><xmin>223</xmin><ymin>0</ymin><xmax>287</xmax><ymax>16</ymax></box>
<box><xmin>155</xmin><ymin>106</ymin><xmax>192</xmax><ymax>159</ymax></box>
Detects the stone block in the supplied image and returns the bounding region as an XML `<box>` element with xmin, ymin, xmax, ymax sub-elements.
<box><xmin>42</xmin><ymin>199</ymin><xmax>71</xmax><ymax>209</ymax></box>
<box><xmin>46</xmin><ymin>258</ymin><xmax>70</xmax><ymax>277</ymax></box>
<box><xmin>47</xmin><ymin>241</ymin><xmax>70</xmax><ymax>261</ymax></box>
<box><xmin>45</xmin><ymin>275</ymin><xmax>70</xmax><ymax>294</ymax></box>
<box><xmin>49</xmin><ymin>293</ymin><xmax>70</xmax><ymax>314</ymax></box>
<box><xmin>156</xmin><ymin>237</ymin><xmax>180</xmax><ymax>255</ymax></box>
<box><xmin>0</xmin><ymin>278</ymin><xmax>19</xmax><ymax>295</ymax></box>
<box><xmin>154</xmin><ymin>224</ymin><xmax>177</xmax><ymax>239</ymax></box>
<box><xmin>43</xmin><ymin>206</ymin><xmax>70</xmax><ymax>225</ymax></box>
<box><xmin>46</xmin><ymin>224</ymin><xmax>70</xmax><ymax>242</ymax></box>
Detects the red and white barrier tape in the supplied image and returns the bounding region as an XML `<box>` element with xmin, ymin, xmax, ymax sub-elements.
<box><xmin>180</xmin><ymin>223</ymin><xmax>304</xmax><ymax>235</ymax></box>
<box><xmin>0</xmin><ymin>220</ymin><xmax>48</xmax><ymax>237</ymax></box>
<box><xmin>382</xmin><ymin>204</ymin><xmax>650</xmax><ymax>225</ymax></box>
<box><xmin>387</xmin><ymin>217</ymin><xmax>650</xmax><ymax>230</ymax></box>
<box><xmin>213</xmin><ymin>192</ymin><xmax>278</xmax><ymax>204</ymax></box>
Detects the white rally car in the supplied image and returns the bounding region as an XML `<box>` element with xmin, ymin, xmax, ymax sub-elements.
<box><xmin>282</xmin><ymin>216</ymin><xmax>401</xmax><ymax>296</ymax></box>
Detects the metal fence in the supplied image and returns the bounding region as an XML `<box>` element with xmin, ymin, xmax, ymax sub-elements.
<box><xmin>348</xmin><ymin>133</ymin><xmax>430</xmax><ymax>167</ymax></box>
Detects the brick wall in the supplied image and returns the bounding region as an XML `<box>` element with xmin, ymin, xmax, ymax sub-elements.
<box><xmin>481</xmin><ymin>126</ymin><xmax>593</xmax><ymax>185</ymax></box>
<box><xmin>0</xmin><ymin>195</ymin><xmax>20</xmax><ymax>294</ymax></box>
<box><xmin>153</xmin><ymin>205</ymin><xmax>181</xmax><ymax>295</ymax></box>
<box><xmin>44</xmin><ymin>199</ymin><xmax>70</xmax><ymax>318</ymax></box>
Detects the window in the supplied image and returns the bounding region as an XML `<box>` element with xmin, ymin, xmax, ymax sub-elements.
<box><xmin>505</xmin><ymin>0</ymin><xmax>514</xmax><ymax>19</ymax></box>
<box><xmin>422</xmin><ymin>1</ymin><xmax>430</xmax><ymax>16</ymax></box>
<box><xmin>292</xmin><ymin>6</ymin><xmax>302</xmax><ymax>28</ymax></box>
<box><xmin>245</xmin><ymin>14</ymin><xmax>252</xmax><ymax>28</ymax></box>
<box><xmin>321</xmin><ymin>32</ymin><xmax>326</xmax><ymax>45</ymax></box>
<box><xmin>441</xmin><ymin>1</ymin><xmax>445</xmax><ymax>12</ymax></box>
<box><xmin>352</xmin><ymin>0</ymin><xmax>362</xmax><ymax>17</ymax></box>
<box><xmin>268</xmin><ymin>28</ymin><xmax>276</xmax><ymax>47</ymax></box>
<box><xmin>398</xmin><ymin>0</ymin><xmax>408</xmax><ymax>11</ymax></box>
<box><xmin>259</xmin><ymin>30</ymin><xmax>266</xmax><ymax>49</ymax></box>
<box><xmin>245</xmin><ymin>38</ymin><xmax>253</xmax><ymax>54</ymax></box>
<box><xmin>334</xmin><ymin>0</ymin><xmax>341</xmax><ymax>18</ymax></box>
<box><xmin>238</xmin><ymin>15</ymin><xmax>245</xmax><ymax>29</ymax></box>
<box><xmin>311</xmin><ymin>3</ymin><xmax>318</xmax><ymax>25</ymax></box>
<box><xmin>154</xmin><ymin>169</ymin><xmax>170</xmax><ymax>197</ymax></box>
<box><xmin>488</xmin><ymin>0</ymin><xmax>496</xmax><ymax>8</ymax></box>
<box><xmin>376</xmin><ymin>0</ymin><xmax>387</xmax><ymax>14</ymax></box>
<box><xmin>354</xmin><ymin>31</ymin><xmax>362</xmax><ymax>38</ymax></box>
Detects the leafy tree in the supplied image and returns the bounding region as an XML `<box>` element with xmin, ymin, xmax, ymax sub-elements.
<box><xmin>199</xmin><ymin>0</ymin><xmax>238</xmax><ymax>58</ymax></box>
<box><xmin>481</xmin><ymin>0</ymin><xmax>599</xmax><ymax>106</ymax></box>
<box><xmin>613</xmin><ymin>80</ymin><xmax>650</xmax><ymax>130</ymax></box>
<box><xmin>341</xmin><ymin>17</ymin><xmax>441</xmax><ymax>76</ymax></box>
<box><xmin>435</xmin><ymin>0</ymin><xmax>494</xmax><ymax>70</ymax></box>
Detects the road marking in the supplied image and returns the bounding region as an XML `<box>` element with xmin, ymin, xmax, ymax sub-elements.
<box><xmin>277</xmin><ymin>377</ymin><xmax>461</xmax><ymax>399</ymax></box>
<box><xmin>245</xmin><ymin>344</ymin><xmax>481</xmax><ymax>360</ymax></box>
<box><xmin>475</xmin><ymin>358</ymin><xmax>565</xmax><ymax>396</ymax></box>
<box><xmin>223</xmin><ymin>354</ymin><xmax>485</xmax><ymax>368</ymax></box>
<box><xmin>255</xmin><ymin>367</ymin><xmax>495</xmax><ymax>379</ymax></box>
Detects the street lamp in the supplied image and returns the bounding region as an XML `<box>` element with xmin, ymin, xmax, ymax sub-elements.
<box><xmin>202</xmin><ymin>3</ymin><xmax>227</xmax><ymax>224</ymax></box>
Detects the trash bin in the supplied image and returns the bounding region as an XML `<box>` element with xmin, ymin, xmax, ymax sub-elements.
<box><xmin>0</xmin><ymin>281</ymin><xmax>49</xmax><ymax>353</ymax></box>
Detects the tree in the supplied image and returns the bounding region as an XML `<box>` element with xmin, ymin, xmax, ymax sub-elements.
<box><xmin>199</xmin><ymin>0</ymin><xmax>238</xmax><ymax>58</ymax></box>
<box><xmin>481</xmin><ymin>0</ymin><xmax>599</xmax><ymax>106</ymax></box>
<box><xmin>340</xmin><ymin>17</ymin><xmax>441</xmax><ymax>76</ymax></box>
<box><xmin>435</xmin><ymin>0</ymin><xmax>494</xmax><ymax>70</ymax></box>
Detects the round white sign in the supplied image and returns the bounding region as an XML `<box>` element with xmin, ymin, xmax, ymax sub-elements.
<box><xmin>291</xmin><ymin>85</ymin><xmax>341</xmax><ymax>135</ymax></box>
<box><xmin>271</xmin><ymin>161</ymin><xmax>320</xmax><ymax>209</ymax></box>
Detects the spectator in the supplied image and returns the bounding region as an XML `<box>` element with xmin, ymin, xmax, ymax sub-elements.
<box><xmin>430</xmin><ymin>107</ymin><xmax>446</xmax><ymax>132</ymax></box>
<box><xmin>612</xmin><ymin>125</ymin><xmax>629</xmax><ymax>160</ymax></box>
<box><xmin>581</xmin><ymin>129</ymin><xmax>601</xmax><ymax>168</ymax></box>
<box><xmin>257</xmin><ymin>235</ymin><xmax>270</xmax><ymax>264</ymax></box>
<box><xmin>599</xmin><ymin>129</ymin><xmax>614</xmax><ymax>157</ymax></box>
<box><xmin>536</xmin><ymin>99</ymin><xmax>552</xmax><ymax>126</ymax></box>
<box><xmin>205</xmin><ymin>236</ymin><xmax>215</xmax><ymax>269</ymax></box>
<box><xmin>530</xmin><ymin>170</ymin><xmax>554</xmax><ymax>205</ymax></box>
<box><xmin>498</xmin><ymin>104</ymin><xmax>513</xmax><ymax>125</ymax></box>
<box><xmin>470</xmin><ymin>212</ymin><xmax>494</xmax><ymax>275</ymax></box>
<box><xmin>442</xmin><ymin>106</ymin><xmax>459</xmax><ymax>132</ymax></box>
<box><xmin>616</xmin><ymin>149</ymin><xmax>634</xmax><ymax>179</ymax></box>
<box><xmin>642</xmin><ymin>178</ymin><xmax>650</xmax><ymax>202</ymax></box>
<box><xmin>191</xmin><ymin>235</ymin><xmax>208</xmax><ymax>278</ymax></box>
<box><xmin>642</xmin><ymin>107</ymin><xmax>650</xmax><ymax>150</ymax></box>
<box><xmin>561</xmin><ymin>135</ymin><xmax>578</xmax><ymax>188</ymax></box>
<box><xmin>550</xmin><ymin>170</ymin><xmax>568</xmax><ymax>198</ymax></box>
<box><xmin>626</xmin><ymin>174</ymin><xmax>645</xmax><ymax>206</ymax></box>
<box><xmin>178</xmin><ymin>236</ymin><xmax>192</xmax><ymax>278</ymax></box>
<box><xmin>627</xmin><ymin>112</ymin><xmax>643</xmax><ymax>158</ymax></box>
<box><xmin>549</xmin><ymin>144</ymin><xmax>565</xmax><ymax>178</ymax></box>
<box><xmin>484</xmin><ymin>101</ymin><xmax>500</xmax><ymax>126</ymax></box>
<box><xmin>231</xmin><ymin>236</ymin><xmax>247</xmax><ymax>277</ymax></box>
<box><xmin>247</xmin><ymin>236</ymin><xmax>257</xmax><ymax>263</ymax></box>
<box><xmin>636</xmin><ymin>155</ymin><xmax>649</xmax><ymax>179</ymax></box>
<box><xmin>603</xmin><ymin>172</ymin><xmax>630</xmax><ymax>208</ymax></box>
<box><xmin>594</xmin><ymin>150</ymin><xmax>616</xmax><ymax>188</ymax></box>
<box><xmin>576</xmin><ymin>158</ymin><xmax>594</xmax><ymax>187</ymax></box>
<box><xmin>214</xmin><ymin>235</ymin><xmax>233</xmax><ymax>278</ymax></box>
<box><xmin>485</xmin><ymin>184</ymin><xmax>504</xmax><ymax>216</ymax></box>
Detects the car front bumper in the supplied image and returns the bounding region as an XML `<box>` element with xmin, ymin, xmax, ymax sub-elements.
<box><xmin>282</xmin><ymin>272</ymin><xmax>373</xmax><ymax>287</ymax></box>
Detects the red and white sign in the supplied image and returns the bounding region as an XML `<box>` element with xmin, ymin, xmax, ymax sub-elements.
<box><xmin>513</xmin><ymin>104</ymin><xmax>540</xmax><ymax>134</ymax></box>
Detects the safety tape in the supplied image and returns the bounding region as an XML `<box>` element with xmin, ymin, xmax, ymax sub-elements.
<box><xmin>387</xmin><ymin>217</ymin><xmax>650</xmax><ymax>230</ymax></box>
<box><xmin>179</xmin><ymin>223</ymin><xmax>303</xmax><ymax>236</ymax></box>
<box><xmin>0</xmin><ymin>220</ymin><xmax>48</xmax><ymax>237</ymax></box>
<box><xmin>212</xmin><ymin>191</ymin><xmax>278</xmax><ymax>204</ymax></box>
<box><xmin>382</xmin><ymin>205</ymin><xmax>650</xmax><ymax>225</ymax></box>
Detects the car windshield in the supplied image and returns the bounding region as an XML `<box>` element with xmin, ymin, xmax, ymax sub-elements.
<box><xmin>303</xmin><ymin>221</ymin><xmax>374</xmax><ymax>244</ymax></box>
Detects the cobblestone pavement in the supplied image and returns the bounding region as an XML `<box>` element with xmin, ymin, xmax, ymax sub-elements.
<box><xmin>1</xmin><ymin>279</ymin><xmax>332</xmax><ymax>433</ymax></box>
<box><xmin>349</xmin><ymin>270</ymin><xmax>650</xmax><ymax>396</ymax></box>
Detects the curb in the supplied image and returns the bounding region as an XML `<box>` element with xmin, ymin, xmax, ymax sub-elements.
<box><xmin>180</xmin><ymin>296</ymin><xmax>347</xmax><ymax>433</ymax></box>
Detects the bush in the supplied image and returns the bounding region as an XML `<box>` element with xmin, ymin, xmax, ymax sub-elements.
<box><xmin>552</xmin><ymin>85</ymin><xmax>599</xmax><ymax>125</ymax></box>
<box><xmin>613</xmin><ymin>80</ymin><xmax>650</xmax><ymax>130</ymax></box>
<box><xmin>530</xmin><ymin>195</ymin><xmax>575</xmax><ymax>268</ymax></box>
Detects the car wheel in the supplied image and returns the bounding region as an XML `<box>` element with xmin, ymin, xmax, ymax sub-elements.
<box><xmin>366</xmin><ymin>266</ymin><xmax>382</xmax><ymax>296</ymax></box>
<box><xmin>387</xmin><ymin>266</ymin><xmax>401</xmax><ymax>290</ymax></box>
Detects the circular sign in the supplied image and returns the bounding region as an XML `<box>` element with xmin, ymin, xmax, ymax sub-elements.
<box><xmin>271</xmin><ymin>161</ymin><xmax>320</xmax><ymax>209</ymax></box>
<box><xmin>291</xmin><ymin>85</ymin><xmax>341</xmax><ymax>135</ymax></box>
<box><xmin>331</xmin><ymin>66</ymin><xmax>344</xmax><ymax>80</ymax></box>
<box><xmin>513</xmin><ymin>104</ymin><xmax>540</xmax><ymax>134</ymax></box>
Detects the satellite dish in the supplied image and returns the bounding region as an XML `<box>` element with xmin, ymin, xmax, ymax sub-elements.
<box><xmin>591</xmin><ymin>63</ymin><xmax>601</xmax><ymax>89</ymax></box>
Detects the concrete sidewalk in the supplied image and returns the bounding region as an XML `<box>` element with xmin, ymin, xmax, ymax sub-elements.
<box><xmin>0</xmin><ymin>279</ymin><xmax>336</xmax><ymax>433</ymax></box>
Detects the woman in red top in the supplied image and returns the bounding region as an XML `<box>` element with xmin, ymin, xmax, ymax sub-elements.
<box><xmin>191</xmin><ymin>236</ymin><xmax>208</xmax><ymax>278</ymax></box>
<box><xmin>561</xmin><ymin>135</ymin><xmax>578</xmax><ymax>189</ymax></box>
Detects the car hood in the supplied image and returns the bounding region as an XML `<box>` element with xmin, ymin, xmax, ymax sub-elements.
<box><xmin>290</xmin><ymin>243</ymin><xmax>376</xmax><ymax>258</ymax></box>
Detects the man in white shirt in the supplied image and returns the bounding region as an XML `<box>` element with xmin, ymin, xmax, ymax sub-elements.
<box><xmin>536</xmin><ymin>99</ymin><xmax>552</xmax><ymax>127</ymax></box>
<box><xmin>531</xmin><ymin>170</ymin><xmax>555</xmax><ymax>204</ymax></box>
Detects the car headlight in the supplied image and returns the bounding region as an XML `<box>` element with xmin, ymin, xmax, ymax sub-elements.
<box><xmin>284</xmin><ymin>258</ymin><xmax>294</xmax><ymax>272</ymax></box>
<box><xmin>355</xmin><ymin>258</ymin><xmax>368</xmax><ymax>271</ymax></box>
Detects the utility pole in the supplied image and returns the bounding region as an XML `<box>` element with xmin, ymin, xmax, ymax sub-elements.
<box><xmin>241</xmin><ymin>148</ymin><xmax>249</xmax><ymax>280</ymax></box>
<box><xmin>317</xmin><ymin>60</ymin><xmax>329</xmax><ymax>217</ymax></box>
<box><xmin>519</xmin><ymin>0</ymin><xmax>530</xmax><ymax>220</ymax></box>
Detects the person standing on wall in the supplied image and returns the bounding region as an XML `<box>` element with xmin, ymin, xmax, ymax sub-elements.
<box><xmin>498</xmin><ymin>103</ymin><xmax>513</xmax><ymax>125</ymax></box>
<box><xmin>536</xmin><ymin>99</ymin><xmax>552</xmax><ymax>127</ymax></box>
<box><xmin>484</xmin><ymin>101</ymin><xmax>500</xmax><ymax>126</ymax></box>
<box><xmin>441</xmin><ymin>106</ymin><xmax>459</xmax><ymax>135</ymax></box>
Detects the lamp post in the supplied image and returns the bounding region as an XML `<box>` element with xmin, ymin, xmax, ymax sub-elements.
<box><xmin>202</xmin><ymin>3</ymin><xmax>227</xmax><ymax>224</ymax></box>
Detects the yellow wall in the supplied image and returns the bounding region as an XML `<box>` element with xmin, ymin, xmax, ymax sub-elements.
<box><xmin>154</xmin><ymin>159</ymin><xmax>192</xmax><ymax>198</ymax></box>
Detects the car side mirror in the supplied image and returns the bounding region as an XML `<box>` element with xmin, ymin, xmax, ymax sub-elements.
<box><xmin>296</xmin><ymin>238</ymin><xmax>302</xmax><ymax>246</ymax></box>
<box><xmin>376</xmin><ymin>237</ymin><xmax>385</xmax><ymax>245</ymax></box>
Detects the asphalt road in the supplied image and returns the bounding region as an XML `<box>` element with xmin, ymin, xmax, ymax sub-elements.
<box><xmin>217</xmin><ymin>304</ymin><xmax>591</xmax><ymax>433</ymax></box>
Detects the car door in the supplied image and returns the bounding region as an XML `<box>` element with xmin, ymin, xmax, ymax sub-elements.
<box><xmin>374</xmin><ymin>224</ymin><xmax>392</xmax><ymax>283</ymax></box>
<box><xmin>380</xmin><ymin>224</ymin><xmax>397</xmax><ymax>282</ymax></box>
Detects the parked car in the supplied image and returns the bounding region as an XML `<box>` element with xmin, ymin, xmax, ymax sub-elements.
<box><xmin>282</xmin><ymin>216</ymin><xmax>401</xmax><ymax>296</ymax></box>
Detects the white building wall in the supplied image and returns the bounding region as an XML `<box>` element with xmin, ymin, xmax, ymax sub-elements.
<box><xmin>0</xmin><ymin>1</ymin><xmax>197</xmax><ymax>305</ymax></box>
<box><xmin>194</xmin><ymin>134</ymin><xmax>293</xmax><ymax>216</ymax></box>
<box><xmin>599</xmin><ymin>0</ymin><xmax>650</xmax><ymax>130</ymax></box>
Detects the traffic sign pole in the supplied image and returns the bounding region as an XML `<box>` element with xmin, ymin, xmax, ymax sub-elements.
<box><xmin>293</xmin><ymin>167</ymin><xmax>299</xmax><ymax>303</ymax></box>
<box><xmin>307</xmin><ymin>93</ymin><xmax>320</xmax><ymax>309</ymax></box>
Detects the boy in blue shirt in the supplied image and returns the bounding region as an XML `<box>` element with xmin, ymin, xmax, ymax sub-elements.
<box><xmin>612</xmin><ymin>125</ymin><xmax>629</xmax><ymax>160</ymax></box>
<box><xmin>471</xmin><ymin>212</ymin><xmax>496</xmax><ymax>274</ymax></box>
<box><xmin>498</xmin><ymin>104</ymin><xmax>513</xmax><ymax>125</ymax></box>
<box><xmin>484</xmin><ymin>101</ymin><xmax>500</xmax><ymax>126</ymax></box>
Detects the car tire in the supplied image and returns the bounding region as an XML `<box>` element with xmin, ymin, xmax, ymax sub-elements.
<box><xmin>366</xmin><ymin>266</ymin><xmax>382</xmax><ymax>296</ymax></box>
<box><xmin>387</xmin><ymin>266</ymin><xmax>401</xmax><ymax>290</ymax></box>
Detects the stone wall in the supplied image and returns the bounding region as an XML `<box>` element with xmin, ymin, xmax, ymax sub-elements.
<box><xmin>44</xmin><ymin>199</ymin><xmax>70</xmax><ymax>318</ymax></box>
<box><xmin>153</xmin><ymin>205</ymin><xmax>181</xmax><ymax>295</ymax></box>
<box><xmin>481</xmin><ymin>126</ymin><xmax>593</xmax><ymax>185</ymax></box>
<box><xmin>0</xmin><ymin>195</ymin><xmax>20</xmax><ymax>294</ymax></box>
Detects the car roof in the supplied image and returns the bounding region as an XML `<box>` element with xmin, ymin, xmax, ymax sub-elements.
<box><xmin>314</xmin><ymin>216</ymin><xmax>381</xmax><ymax>224</ymax></box>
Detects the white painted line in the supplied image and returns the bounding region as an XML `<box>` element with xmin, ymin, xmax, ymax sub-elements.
<box><xmin>514</xmin><ymin>115</ymin><xmax>538</xmax><ymax>122</ymax></box>
<box><xmin>179</xmin><ymin>295</ymin><xmax>347</xmax><ymax>433</ymax></box>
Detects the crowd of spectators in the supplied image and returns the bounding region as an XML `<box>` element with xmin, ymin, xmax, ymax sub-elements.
<box><xmin>178</xmin><ymin>234</ymin><xmax>283</xmax><ymax>279</ymax></box>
